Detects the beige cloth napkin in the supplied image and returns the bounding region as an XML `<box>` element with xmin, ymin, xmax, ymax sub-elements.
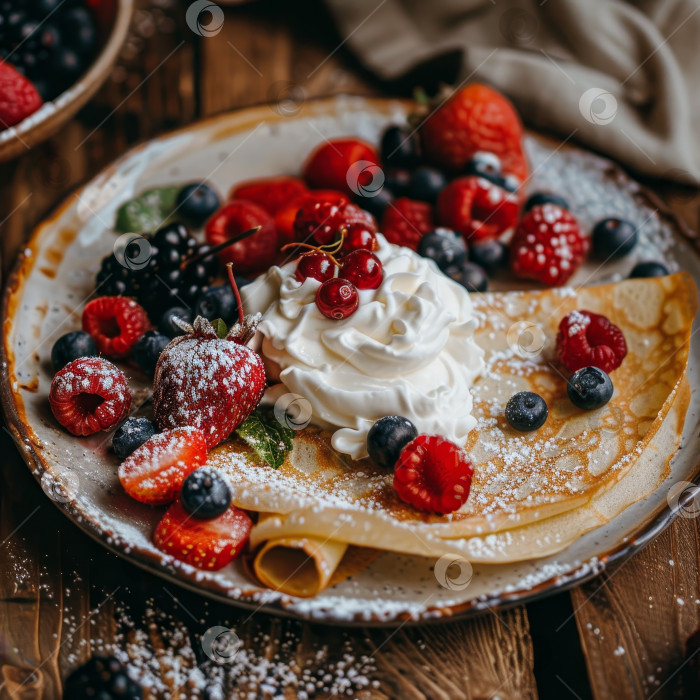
<box><xmin>324</xmin><ymin>0</ymin><xmax>700</xmax><ymax>184</ymax></box>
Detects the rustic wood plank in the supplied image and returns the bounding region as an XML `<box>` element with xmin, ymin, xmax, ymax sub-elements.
<box><xmin>571</xmin><ymin>515</ymin><xmax>700</xmax><ymax>699</ymax></box>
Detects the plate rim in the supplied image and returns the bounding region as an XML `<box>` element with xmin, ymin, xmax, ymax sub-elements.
<box><xmin>2</xmin><ymin>94</ymin><xmax>700</xmax><ymax>627</ymax></box>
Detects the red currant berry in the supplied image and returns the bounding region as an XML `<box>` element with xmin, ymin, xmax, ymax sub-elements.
<box><xmin>295</xmin><ymin>251</ymin><xmax>337</xmax><ymax>283</ymax></box>
<box><xmin>341</xmin><ymin>249</ymin><xmax>383</xmax><ymax>290</ymax></box>
<box><xmin>315</xmin><ymin>278</ymin><xmax>359</xmax><ymax>320</ymax></box>
<box><xmin>342</xmin><ymin>223</ymin><xmax>378</xmax><ymax>254</ymax></box>
<box><xmin>293</xmin><ymin>200</ymin><xmax>345</xmax><ymax>245</ymax></box>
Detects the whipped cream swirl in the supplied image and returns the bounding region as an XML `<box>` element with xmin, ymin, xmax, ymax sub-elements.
<box><xmin>241</xmin><ymin>234</ymin><xmax>484</xmax><ymax>460</ymax></box>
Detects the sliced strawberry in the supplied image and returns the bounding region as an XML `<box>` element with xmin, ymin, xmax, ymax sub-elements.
<box><xmin>380</xmin><ymin>197</ymin><xmax>434</xmax><ymax>250</ymax></box>
<box><xmin>49</xmin><ymin>357</ymin><xmax>131</xmax><ymax>437</ymax></box>
<box><xmin>556</xmin><ymin>310</ymin><xmax>628</xmax><ymax>374</ymax></box>
<box><xmin>229</xmin><ymin>176</ymin><xmax>308</xmax><ymax>214</ymax></box>
<box><xmin>118</xmin><ymin>427</ymin><xmax>208</xmax><ymax>505</ymax></box>
<box><xmin>436</xmin><ymin>176</ymin><xmax>519</xmax><ymax>241</ymax></box>
<box><xmin>205</xmin><ymin>199</ymin><xmax>278</xmax><ymax>275</ymax></box>
<box><xmin>394</xmin><ymin>435</ymin><xmax>473</xmax><ymax>514</ymax></box>
<box><xmin>82</xmin><ymin>296</ymin><xmax>150</xmax><ymax>358</ymax></box>
<box><xmin>153</xmin><ymin>500</ymin><xmax>252</xmax><ymax>570</ymax></box>
<box><xmin>303</xmin><ymin>138</ymin><xmax>380</xmax><ymax>194</ymax></box>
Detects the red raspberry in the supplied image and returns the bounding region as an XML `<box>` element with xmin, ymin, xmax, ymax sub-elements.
<box><xmin>294</xmin><ymin>200</ymin><xmax>375</xmax><ymax>245</ymax></box>
<box><xmin>205</xmin><ymin>199</ymin><xmax>278</xmax><ymax>275</ymax></box>
<box><xmin>556</xmin><ymin>310</ymin><xmax>628</xmax><ymax>374</ymax></box>
<box><xmin>0</xmin><ymin>61</ymin><xmax>43</xmax><ymax>129</ymax></box>
<box><xmin>510</xmin><ymin>204</ymin><xmax>588</xmax><ymax>286</ymax></box>
<box><xmin>380</xmin><ymin>197</ymin><xmax>434</xmax><ymax>250</ymax></box>
<box><xmin>154</xmin><ymin>500</ymin><xmax>252</xmax><ymax>570</ymax></box>
<box><xmin>303</xmin><ymin>138</ymin><xmax>380</xmax><ymax>194</ymax></box>
<box><xmin>118</xmin><ymin>427</ymin><xmax>208</xmax><ymax>505</ymax></box>
<box><xmin>437</xmin><ymin>176</ymin><xmax>519</xmax><ymax>241</ymax></box>
<box><xmin>49</xmin><ymin>357</ymin><xmax>131</xmax><ymax>436</ymax></box>
<box><xmin>394</xmin><ymin>435</ymin><xmax>473</xmax><ymax>514</ymax></box>
<box><xmin>82</xmin><ymin>296</ymin><xmax>150</xmax><ymax>358</ymax></box>
<box><xmin>229</xmin><ymin>176</ymin><xmax>308</xmax><ymax>214</ymax></box>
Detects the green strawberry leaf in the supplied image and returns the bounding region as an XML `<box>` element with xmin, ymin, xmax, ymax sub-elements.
<box><xmin>212</xmin><ymin>318</ymin><xmax>228</xmax><ymax>339</ymax></box>
<box><xmin>114</xmin><ymin>186</ymin><xmax>180</xmax><ymax>233</ymax></box>
<box><xmin>235</xmin><ymin>407</ymin><xmax>294</xmax><ymax>469</ymax></box>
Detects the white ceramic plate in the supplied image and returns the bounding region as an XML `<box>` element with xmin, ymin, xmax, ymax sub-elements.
<box><xmin>3</xmin><ymin>96</ymin><xmax>699</xmax><ymax>625</ymax></box>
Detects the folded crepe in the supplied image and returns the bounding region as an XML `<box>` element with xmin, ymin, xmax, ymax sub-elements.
<box><xmin>210</xmin><ymin>273</ymin><xmax>697</xmax><ymax>595</ymax></box>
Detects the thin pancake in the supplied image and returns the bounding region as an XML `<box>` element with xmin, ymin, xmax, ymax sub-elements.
<box><xmin>210</xmin><ymin>274</ymin><xmax>697</xmax><ymax>561</ymax></box>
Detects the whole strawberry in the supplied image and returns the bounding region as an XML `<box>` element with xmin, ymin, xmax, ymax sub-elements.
<box><xmin>153</xmin><ymin>268</ymin><xmax>266</xmax><ymax>449</ymax></box>
<box><xmin>418</xmin><ymin>83</ymin><xmax>527</xmax><ymax>182</ymax></box>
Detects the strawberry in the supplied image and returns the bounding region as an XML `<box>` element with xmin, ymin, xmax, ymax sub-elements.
<box><xmin>418</xmin><ymin>84</ymin><xmax>528</xmax><ymax>181</ymax></box>
<box><xmin>205</xmin><ymin>199</ymin><xmax>278</xmax><ymax>275</ymax></box>
<box><xmin>293</xmin><ymin>200</ymin><xmax>376</xmax><ymax>246</ymax></box>
<box><xmin>436</xmin><ymin>176</ymin><xmax>519</xmax><ymax>242</ymax></box>
<box><xmin>0</xmin><ymin>61</ymin><xmax>42</xmax><ymax>129</ymax></box>
<box><xmin>393</xmin><ymin>435</ymin><xmax>473</xmax><ymax>514</ymax></box>
<box><xmin>153</xmin><ymin>272</ymin><xmax>266</xmax><ymax>450</ymax></box>
<box><xmin>556</xmin><ymin>310</ymin><xmax>628</xmax><ymax>374</ymax></box>
<box><xmin>153</xmin><ymin>500</ymin><xmax>252</xmax><ymax>570</ymax></box>
<box><xmin>49</xmin><ymin>357</ymin><xmax>131</xmax><ymax>437</ymax></box>
<box><xmin>229</xmin><ymin>176</ymin><xmax>308</xmax><ymax>214</ymax></box>
<box><xmin>510</xmin><ymin>204</ymin><xmax>588</xmax><ymax>286</ymax></box>
<box><xmin>380</xmin><ymin>197</ymin><xmax>434</xmax><ymax>250</ymax></box>
<box><xmin>118</xmin><ymin>427</ymin><xmax>208</xmax><ymax>505</ymax></box>
<box><xmin>82</xmin><ymin>296</ymin><xmax>150</xmax><ymax>358</ymax></box>
<box><xmin>303</xmin><ymin>138</ymin><xmax>380</xmax><ymax>195</ymax></box>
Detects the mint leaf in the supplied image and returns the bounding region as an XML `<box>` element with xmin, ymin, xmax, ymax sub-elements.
<box><xmin>212</xmin><ymin>318</ymin><xmax>228</xmax><ymax>339</ymax></box>
<box><xmin>115</xmin><ymin>186</ymin><xmax>180</xmax><ymax>233</ymax></box>
<box><xmin>235</xmin><ymin>407</ymin><xmax>294</xmax><ymax>469</ymax></box>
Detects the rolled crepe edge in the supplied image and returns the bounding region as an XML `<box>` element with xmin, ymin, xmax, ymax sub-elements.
<box><xmin>253</xmin><ymin>536</ymin><xmax>348</xmax><ymax>598</ymax></box>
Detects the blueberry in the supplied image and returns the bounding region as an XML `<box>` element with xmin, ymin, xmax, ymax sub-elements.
<box><xmin>384</xmin><ymin>168</ymin><xmax>411</xmax><ymax>197</ymax></box>
<box><xmin>132</xmin><ymin>330</ymin><xmax>170</xmax><ymax>377</ymax></box>
<box><xmin>367</xmin><ymin>416</ymin><xmax>418</xmax><ymax>469</ymax></box>
<box><xmin>417</xmin><ymin>228</ymin><xmax>467</xmax><ymax>270</ymax></box>
<box><xmin>468</xmin><ymin>240</ymin><xmax>508</xmax><ymax>276</ymax></box>
<box><xmin>380</xmin><ymin>125</ymin><xmax>418</xmax><ymax>169</ymax></box>
<box><xmin>353</xmin><ymin>187</ymin><xmax>393</xmax><ymax>219</ymax></box>
<box><xmin>111</xmin><ymin>417</ymin><xmax>156</xmax><ymax>459</ymax></box>
<box><xmin>505</xmin><ymin>392</ymin><xmax>548</xmax><ymax>431</ymax></box>
<box><xmin>443</xmin><ymin>261</ymin><xmax>488</xmax><ymax>292</ymax></box>
<box><xmin>567</xmin><ymin>366</ymin><xmax>614</xmax><ymax>410</ymax></box>
<box><xmin>181</xmin><ymin>467</ymin><xmax>231</xmax><ymax>519</ymax></box>
<box><xmin>195</xmin><ymin>284</ymin><xmax>237</xmax><ymax>324</ymax></box>
<box><xmin>159</xmin><ymin>306</ymin><xmax>194</xmax><ymax>337</ymax></box>
<box><xmin>51</xmin><ymin>45</ymin><xmax>82</xmax><ymax>85</ymax></box>
<box><xmin>60</xmin><ymin>7</ymin><xmax>96</xmax><ymax>55</ymax></box>
<box><xmin>464</xmin><ymin>151</ymin><xmax>502</xmax><ymax>182</ymax></box>
<box><xmin>176</xmin><ymin>182</ymin><xmax>220</xmax><ymax>227</ymax></box>
<box><xmin>524</xmin><ymin>192</ymin><xmax>570</xmax><ymax>212</ymax></box>
<box><xmin>64</xmin><ymin>655</ymin><xmax>142</xmax><ymax>700</ymax></box>
<box><xmin>51</xmin><ymin>330</ymin><xmax>97</xmax><ymax>371</ymax></box>
<box><xmin>408</xmin><ymin>167</ymin><xmax>447</xmax><ymax>204</ymax></box>
<box><xmin>629</xmin><ymin>261</ymin><xmax>669</xmax><ymax>278</ymax></box>
<box><xmin>592</xmin><ymin>217</ymin><xmax>638</xmax><ymax>260</ymax></box>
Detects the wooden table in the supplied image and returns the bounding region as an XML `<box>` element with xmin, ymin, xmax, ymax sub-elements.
<box><xmin>1</xmin><ymin>2</ymin><xmax>699</xmax><ymax>698</ymax></box>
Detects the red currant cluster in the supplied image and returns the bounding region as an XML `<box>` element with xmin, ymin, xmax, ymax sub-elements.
<box><xmin>286</xmin><ymin>203</ymin><xmax>385</xmax><ymax>320</ymax></box>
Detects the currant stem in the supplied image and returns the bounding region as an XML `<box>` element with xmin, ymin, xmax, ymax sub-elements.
<box><xmin>181</xmin><ymin>225</ymin><xmax>262</xmax><ymax>270</ymax></box>
<box><xmin>226</xmin><ymin>263</ymin><xmax>245</xmax><ymax>326</ymax></box>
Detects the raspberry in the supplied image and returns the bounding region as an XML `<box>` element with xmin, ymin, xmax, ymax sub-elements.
<box><xmin>0</xmin><ymin>62</ymin><xmax>43</xmax><ymax>129</ymax></box>
<box><xmin>510</xmin><ymin>204</ymin><xmax>588</xmax><ymax>286</ymax></box>
<box><xmin>82</xmin><ymin>296</ymin><xmax>150</xmax><ymax>358</ymax></box>
<box><xmin>556</xmin><ymin>310</ymin><xmax>628</xmax><ymax>374</ymax></box>
<box><xmin>49</xmin><ymin>357</ymin><xmax>131</xmax><ymax>436</ymax></box>
<box><xmin>380</xmin><ymin>197</ymin><xmax>435</xmax><ymax>250</ymax></box>
<box><xmin>118</xmin><ymin>427</ymin><xmax>208</xmax><ymax>505</ymax></box>
<box><xmin>436</xmin><ymin>176</ymin><xmax>519</xmax><ymax>241</ymax></box>
<box><xmin>393</xmin><ymin>435</ymin><xmax>473</xmax><ymax>514</ymax></box>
